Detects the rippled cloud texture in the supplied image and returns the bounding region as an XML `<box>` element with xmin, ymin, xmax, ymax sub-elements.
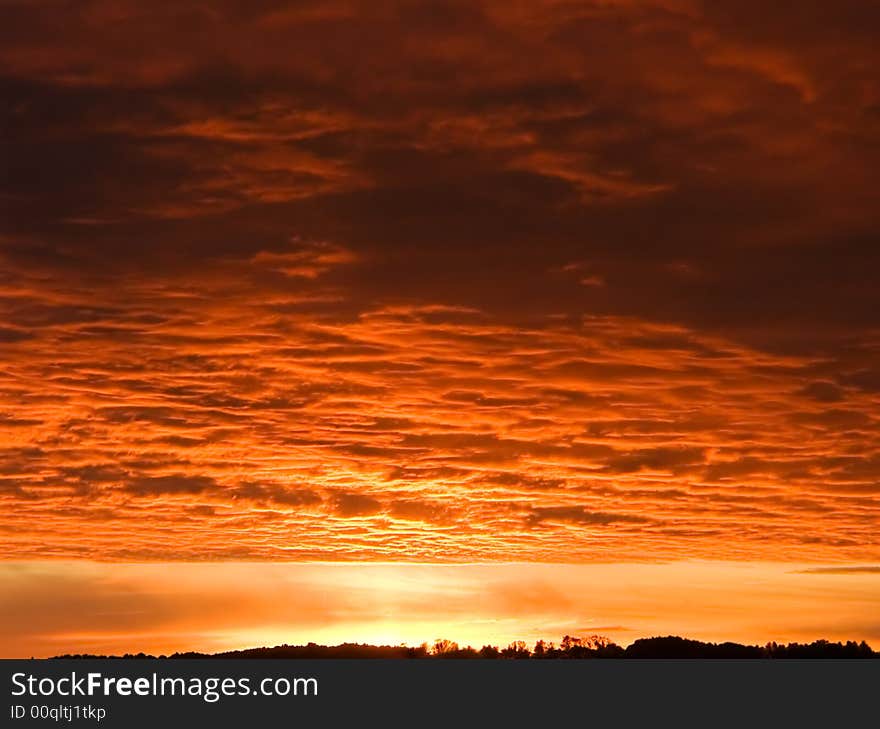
<box><xmin>1</xmin><ymin>0</ymin><xmax>879</xmax><ymax>564</ymax></box>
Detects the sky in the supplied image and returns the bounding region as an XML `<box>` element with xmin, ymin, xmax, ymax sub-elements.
<box><xmin>1</xmin><ymin>0</ymin><xmax>879</xmax><ymax>656</ymax></box>
<box><xmin>3</xmin><ymin>561</ymin><xmax>880</xmax><ymax>658</ymax></box>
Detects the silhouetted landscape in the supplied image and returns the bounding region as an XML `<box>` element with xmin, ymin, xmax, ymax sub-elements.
<box><xmin>53</xmin><ymin>635</ymin><xmax>877</xmax><ymax>660</ymax></box>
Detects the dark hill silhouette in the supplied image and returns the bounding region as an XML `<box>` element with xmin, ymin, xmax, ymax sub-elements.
<box><xmin>52</xmin><ymin>635</ymin><xmax>877</xmax><ymax>660</ymax></box>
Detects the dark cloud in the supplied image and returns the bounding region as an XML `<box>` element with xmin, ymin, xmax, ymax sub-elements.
<box><xmin>232</xmin><ymin>481</ymin><xmax>322</xmax><ymax>508</ymax></box>
<box><xmin>389</xmin><ymin>499</ymin><xmax>455</xmax><ymax>524</ymax></box>
<box><xmin>795</xmin><ymin>566</ymin><xmax>880</xmax><ymax>575</ymax></box>
<box><xmin>331</xmin><ymin>492</ymin><xmax>383</xmax><ymax>518</ymax></box>
<box><xmin>0</xmin><ymin>0</ymin><xmax>877</xmax><ymax>344</ymax></box>
<box><xmin>798</xmin><ymin>381</ymin><xmax>845</xmax><ymax>403</ymax></box>
<box><xmin>123</xmin><ymin>475</ymin><xmax>217</xmax><ymax>496</ymax></box>
<box><xmin>0</xmin><ymin>327</ymin><xmax>35</xmax><ymax>343</ymax></box>
<box><xmin>526</xmin><ymin>507</ymin><xmax>653</xmax><ymax>528</ymax></box>
<box><xmin>604</xmin><ymin>447</ymin><xmax>706</xmax><ymax>475</ymax></box>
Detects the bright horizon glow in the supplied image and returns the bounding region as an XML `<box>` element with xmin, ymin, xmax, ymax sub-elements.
<box><xmin>2</xmin><ymin>560</ymin><xmax>878</xmax><ymax>658</ymax></box>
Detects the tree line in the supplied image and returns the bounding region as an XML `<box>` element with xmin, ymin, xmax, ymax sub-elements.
<box><xmin>55</xmin><ymin>634</ymin><xmax>877</xmax><ymax>659</ymax></box>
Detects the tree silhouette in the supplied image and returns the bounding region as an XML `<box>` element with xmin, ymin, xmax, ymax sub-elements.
<box><xmin>432</xmin><ymin>639</ymin><xmax>460</xmax><ymax>657</ymax></box>
<box><xmin>52</xmin><ymin>635</ymin><xmax>877</xmax><ymax>660</ymax></box>
<box><xmin>501</xmin><ymin>641</ymin><xmax>530</xmax><ymax>659</ymax></box>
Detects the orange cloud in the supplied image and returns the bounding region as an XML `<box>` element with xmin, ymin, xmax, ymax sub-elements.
<box><xmin>0</xmin><ymin>0</ymin><xmax>877</xmax><ymax>571</ymax></box>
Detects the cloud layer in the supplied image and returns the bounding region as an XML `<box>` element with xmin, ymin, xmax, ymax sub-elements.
<box><xmin>1</xmin><ymin>0</ymin><xmax>878</xmax><ymax>562</ymax></box>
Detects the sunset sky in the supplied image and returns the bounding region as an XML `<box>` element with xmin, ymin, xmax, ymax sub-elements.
<box><xmin>1</xmin><ymin>0</ymin><xmax>879</xmax><ymax>657</ymax></box>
